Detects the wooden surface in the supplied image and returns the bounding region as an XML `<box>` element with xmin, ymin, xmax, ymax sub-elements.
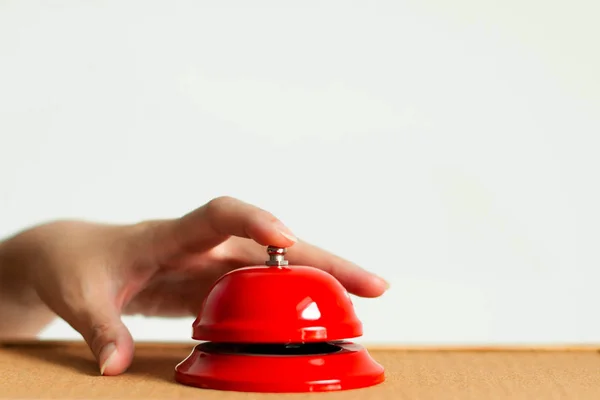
<box><xmin>2</xmin><ymin>341</ymin><xmax>600</xmax><ymax>399</ymax></box>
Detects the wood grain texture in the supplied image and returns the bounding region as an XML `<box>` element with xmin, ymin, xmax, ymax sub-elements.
<box><xmin>2</xmin><ymin>341</ymin><xmax>600</xmax><ymax>399</ymax></box>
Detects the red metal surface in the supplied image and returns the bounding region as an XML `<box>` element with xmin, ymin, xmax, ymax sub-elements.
<box><xmin>192</xmin><ymin>265</ymin><xmax>363</xmax><ymax>343</ymax></box>
<box><xmin>177</xmin><ymin>262</ymin><xmax>385</xmax><ymax>392</ymax></box>
<box><xmin>174</xmin><ymin>342</ymin><xmax>385</xmax><ymax>393</ymax></box>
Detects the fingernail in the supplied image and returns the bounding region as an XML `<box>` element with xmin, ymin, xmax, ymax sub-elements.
<box><xmin>99</xmin><ymin>342</ymin><xmax>117</xmax><ymax>376</ymax></box>
<box><xmin>274</xmin><ymin>221</ymin><xmax>297</xmax><ymax>243</ymax></box>
<box><xmin>378</xmin><ymin>276</ymin><xmax>391</xmax><ymax>290</ymax></box>
<box><xmin>279</xmin><ymin>230</ymin><xmax>298</xmax><ymax>243</ymax></box>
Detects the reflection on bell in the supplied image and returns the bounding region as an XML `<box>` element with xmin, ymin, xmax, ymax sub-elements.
<box><xmin>174</xmin><ymin>246</ymin><xmax>385</xmax><ymax>393</ymax></box>
<box><xmin>299</xmin><ymin>299</ymin><xmax>321</xmax><ymax>321</ymax></box>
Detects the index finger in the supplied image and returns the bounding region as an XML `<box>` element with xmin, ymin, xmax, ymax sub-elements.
<box><xmin>151</xmin><ymin>196</ymin><xmax>298</xmax><ymax>258</ymax></box>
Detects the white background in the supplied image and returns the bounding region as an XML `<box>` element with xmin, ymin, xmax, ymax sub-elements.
<box><xmin>1</xmin><ymin>1</ymin><xmax>599</xmax><ymax>345</ymax></box>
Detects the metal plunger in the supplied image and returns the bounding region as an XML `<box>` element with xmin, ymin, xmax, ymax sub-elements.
<box><xmin>265</xmin><ymin>246</ymin><xmax>288</xmax><ymax>267</ymax></box>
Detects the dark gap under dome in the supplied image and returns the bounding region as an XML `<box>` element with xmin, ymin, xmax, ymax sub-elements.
<box><xmin>199</xmin><ymin>342</ymin><xmax>344</xmax><ymax>356</ymax></box>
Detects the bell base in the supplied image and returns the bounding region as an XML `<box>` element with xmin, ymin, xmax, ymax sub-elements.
<box><xmin>174</xmin><ymin>341</ymin><xmax>385</xmax><ymax>393</ymax></box>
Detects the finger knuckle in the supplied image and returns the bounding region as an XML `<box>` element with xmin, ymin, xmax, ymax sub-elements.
<box><xmin>89</xmin><ymin>321</ymin><xmax>114</xmax><ymax>351</ymax></box>
<box><xmin>205</xmin><ymin>196</ymin><xmax>235</xmax><ymax>213</ymax></box>
<box><xmin>259</xmin><ymin>209</ymin><xmax>278</xmax><ymax>224</ymax></box>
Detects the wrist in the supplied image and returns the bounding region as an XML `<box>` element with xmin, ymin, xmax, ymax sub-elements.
<box><xmin>0</xmin><ymin>235</ymin><xmax>55</xmax><ymax>339</ymax></box>
<box><xmin>0</xmin><ymin>236</ymin><xmax>34</xmax><ymax>302</ymax></box>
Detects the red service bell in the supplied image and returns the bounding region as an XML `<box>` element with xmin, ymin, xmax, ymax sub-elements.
<box><xmin>174</xmin><ymin>246</ymin><xmax>385</xmax><ymax>393</ymax></box>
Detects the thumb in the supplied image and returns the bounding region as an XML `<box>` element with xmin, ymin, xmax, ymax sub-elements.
<box><xmin>62</xmin><ymin>299</ymin><xmax>135</xmax><ymax>376</ymax></box>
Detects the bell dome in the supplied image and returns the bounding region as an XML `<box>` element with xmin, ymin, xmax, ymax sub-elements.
<box><xmin>192</xmin><ymin>264</ymin><xmax>363</xmax><ymax>343</ymax></box>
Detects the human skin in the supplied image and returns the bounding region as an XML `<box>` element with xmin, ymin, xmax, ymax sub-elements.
<box><xmin>0</xmin><ymin>196</ymin><xmax>388</xmax><ymax>376</ymax></box>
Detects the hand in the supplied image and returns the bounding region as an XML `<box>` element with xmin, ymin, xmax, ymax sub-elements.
<box><xmin>0</xmin><ymin>196</ymin><xmax>388</xmax><ymax>375</ymax></box>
